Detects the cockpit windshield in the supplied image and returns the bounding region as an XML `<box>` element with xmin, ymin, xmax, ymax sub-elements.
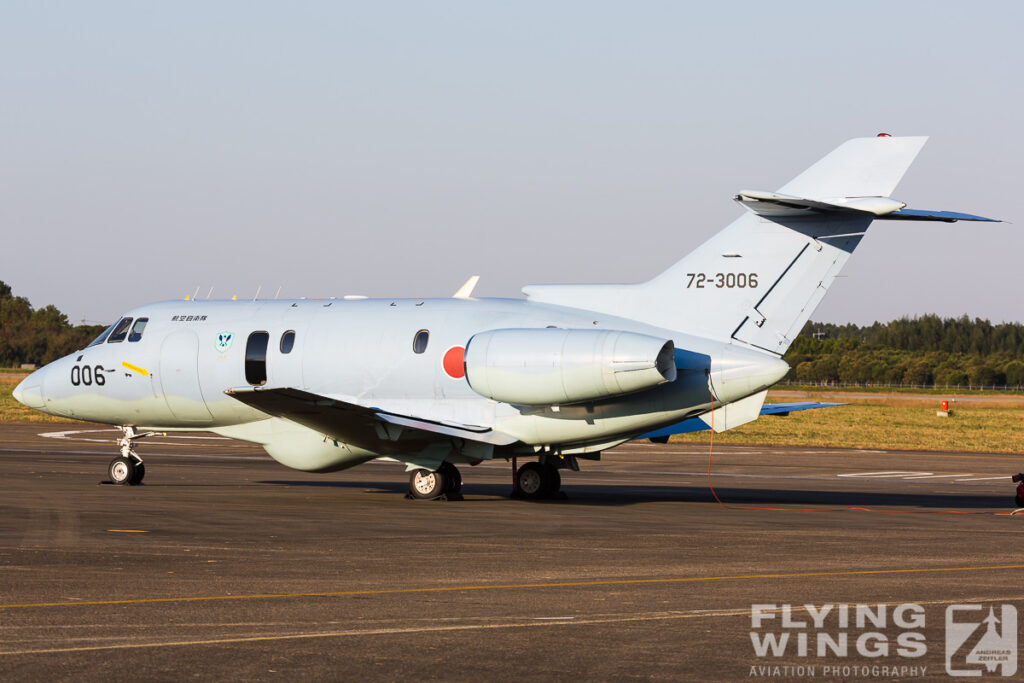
<box><xmin>107</xmin><ymin>317</ymin><xmax>133</xmax><ymax>343</ymax></box>
<box><xmin>87</xmin><ymin>321</ymin><xmax>118</xmax><ymax>348</ymax></box>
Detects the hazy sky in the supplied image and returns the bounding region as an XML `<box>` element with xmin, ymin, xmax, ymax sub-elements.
<box><xmin>2</xmin><ymin>1</ymin><xmax>1021</xmax><ymax>326</ymax></box>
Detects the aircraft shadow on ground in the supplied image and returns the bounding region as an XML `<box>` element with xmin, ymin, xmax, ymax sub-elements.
<box><xmin>256</xmin><ymin>479</ymin><xmax>1013</xmax><ymax>510</ymax></box>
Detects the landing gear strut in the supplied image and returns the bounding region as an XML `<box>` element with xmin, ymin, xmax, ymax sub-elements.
<box><xmin>107</xmin><ymin>426</ymin><xmax>159</xmax><ymax>486</ymax></box>
<box><xmin>407</xmin><ymin>462</ymin><xmax>463</xmax><ymax>500</ymax></box>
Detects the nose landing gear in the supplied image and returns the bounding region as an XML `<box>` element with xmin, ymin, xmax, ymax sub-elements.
<box><xmin>106</xmin><ymin>426</ymin><xmax>161</xmax><ymax>486</ymax></box>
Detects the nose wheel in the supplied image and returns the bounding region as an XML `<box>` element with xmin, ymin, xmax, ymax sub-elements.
<box><xmin>108</xmin><ymin>456</ymin><xmax>144</xmax><ymax>485</ymax></box>
<box><xmin>106</xmin><ymin>426</ymin><xmax>160</xmax><ymax>486</ymax></box>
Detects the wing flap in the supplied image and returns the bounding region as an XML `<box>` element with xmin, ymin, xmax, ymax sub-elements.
<box><xmin>225</xmin><ymin>387</ymin><xmax>517</xmax><ymax>449</ymax></box>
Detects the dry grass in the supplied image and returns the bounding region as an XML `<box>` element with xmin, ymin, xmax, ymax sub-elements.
<box><xmin>0</xmin><ymin>379</ymin><xmax>78</xmax><ymax>423</ymax></box>
<box><xmin>673</xmin><ymin>398</ymin><xmax>1024</xmax><ymax>454</ymax></box>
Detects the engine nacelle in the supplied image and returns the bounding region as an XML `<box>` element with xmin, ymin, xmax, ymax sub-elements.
<box><xmin>464</xmin><ymin>328</ymin><xmax>676</xmax><ymax>406</ymax></box>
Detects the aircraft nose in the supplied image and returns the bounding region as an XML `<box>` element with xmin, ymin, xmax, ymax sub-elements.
<box><xmin>12</xmin><ymin>374</ymin><xmax>45</xmax><ymax>409</ymax></box>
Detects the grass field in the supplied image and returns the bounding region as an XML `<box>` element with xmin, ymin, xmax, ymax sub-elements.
<box><xmin>0</xmin><ymin>379</ymin><xmax>77</xmax><ymax>423</ymax></box>
<box><xmin>675</xmin><ymin>398</ymin><xmax>1024</xmax><ymax>454</ymax></box>
<box><xmin>1</xmin><ymin>378</ymin><xmax>1021</xmax><ymax>454</ymax></box>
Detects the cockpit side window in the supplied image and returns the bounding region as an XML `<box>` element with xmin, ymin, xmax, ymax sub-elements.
<box><xmin>106</xmin><ymin>318</ymin><xmax>134</xmax><ymax>344</ymax></box>
<box><xmin>128</xmin><ymin>318</ymin><xmax>149</xmax><ymax>342</ymax></box>
<box><xmin>87</xmin><ymin>321</ymin><xmax>117</xmax><ymax>347</ymax></box>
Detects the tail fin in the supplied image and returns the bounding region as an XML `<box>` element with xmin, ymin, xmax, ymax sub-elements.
<box><xmin>524</xmin><ymin>136</ymin><xmax>936</xmax><ymax>354</ymax></box>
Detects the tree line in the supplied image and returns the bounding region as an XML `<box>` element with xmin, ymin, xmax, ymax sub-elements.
<box><xmin>785</xmin><ymin>315</ymin><xmax>1024</xmax><ymax>388</ymax></box>
<box><xmin>0</xmin><ymin>281</ymin><xmax>105</xmax><ymax>367</ymax></box>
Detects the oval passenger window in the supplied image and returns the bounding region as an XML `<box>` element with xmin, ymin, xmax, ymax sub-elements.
<box><xmin>413</xmin><ymin>329</ymin><xmax>429</xmax><ymax>354</ymax></box>
<box><xmin>280</xmin><ymin>330</ymin><xmax>295</xmax><ymax>354</ymax></box>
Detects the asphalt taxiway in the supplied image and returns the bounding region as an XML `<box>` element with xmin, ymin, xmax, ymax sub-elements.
<box><xmin>2</xmin><ymin>422</ymin><xmax>1023</xmax><ymax>680</ymax></box>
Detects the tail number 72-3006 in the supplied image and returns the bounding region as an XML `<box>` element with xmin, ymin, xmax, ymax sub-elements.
<box><xmin>687</xmin><ymin>273</ymin><xmax>758</xmax><ymax>289</ymax></box>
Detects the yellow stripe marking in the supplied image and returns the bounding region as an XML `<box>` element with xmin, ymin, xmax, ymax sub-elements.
<box><xmin>106</xmin><ymin>529</ymin><xmax>149</xmax><ymax>533</ymax></box>
<box><xmin>1</xmin><ymin>564</ymin><xmax>1022</xmax><ymax>610</ymax></box>
<box><xmin>121</xmin><ymin>361</ymin><xmax>149</xmax><ymax>376</ymax></box>
<box><xmin>3</xmin><ymin>595</ymin><xmax>1024</xmax><ymax>656</ymax></box>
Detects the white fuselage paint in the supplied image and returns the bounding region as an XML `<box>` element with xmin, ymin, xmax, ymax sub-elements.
<box><xmin>14</xmin><ymin>297</ymin><xmax>787</xmax><ymax>472</ymax></box>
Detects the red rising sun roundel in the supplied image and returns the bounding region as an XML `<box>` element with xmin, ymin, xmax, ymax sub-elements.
<box><xmin>443</xmin><ymin>346</ymin><xmax>466</xmax><ymax>379</ymax></box>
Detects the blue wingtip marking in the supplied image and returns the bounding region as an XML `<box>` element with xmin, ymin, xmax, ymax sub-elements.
<box><xmin>633</xmin><ymin>402</ymin><xmax>846</xmax><ymax>440</ymax></box>
<box><xmin>887</xmin><ymin>209</ymin><xmax>1000</xmax><ymax>222</ymax></box>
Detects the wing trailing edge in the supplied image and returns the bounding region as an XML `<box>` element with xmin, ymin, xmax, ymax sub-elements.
<box><xmin>225</xmin><ymin>386</ymin><xmax>517</xmax><ymax>449</ymax></box>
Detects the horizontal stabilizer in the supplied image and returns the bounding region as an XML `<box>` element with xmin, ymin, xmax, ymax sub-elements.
<box><xmin>635</xmin><ymin>401</ymin><xmax>844</xmax><ymax>440</ymax></box>
<box><xmin>736</xmin><ymin>190</ymin><xmax>1000</xmax><ymax>224</ymax></box>
<box><xmin>735</xmin><ymin>190</ymin><xmax>906</xmax><ymax>218</ymax></box>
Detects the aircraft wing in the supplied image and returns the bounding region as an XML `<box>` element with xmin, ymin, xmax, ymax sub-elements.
<box><xmin>224</xmin><ymin>386</ymin><xmax>517</xmax><ymax>450</ymax></box>
<box><xmin>635</xmin><ymin>401</ymin><xmax>845</xmax><ymax>440</ymax></box>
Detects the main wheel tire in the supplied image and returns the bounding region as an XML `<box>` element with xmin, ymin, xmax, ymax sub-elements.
<box><xmin>516</xmin><ymin>462</ymin><xmax>546</xmax><ymax>498</ymax></box>
<box><xmin>1015</xmin><ymin>494</ymin><xmax>1023</xmax><ymax>508</ymax></box>
<box><xmin>540</xmin><ymin>463</ymin><xmax>561</xmax><ymax>495</ymax></box>
<box><xmin>409</xmin><ymin>468</ymin><xmax>446</xmax><ymax>499</ymax></box>
<box><xmin>130</xmin><ymin>462</ymin><xmax>145</xmax><ymax>485</ymax></box>
<box><xmin>108</xmin><ymin>457</ymin><xmax>136</xmax><ymax>486</ymax></box>
<box><xmin>439</xmin><ymin>462</ymin><xmax>462</xmax><ymax>494</ymax></box>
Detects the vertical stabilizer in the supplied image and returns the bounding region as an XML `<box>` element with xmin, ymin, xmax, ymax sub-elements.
<box><xmin>523</xmin><ymin>136</ymin><xmax>928</xmax><ymax>354</ymax></box>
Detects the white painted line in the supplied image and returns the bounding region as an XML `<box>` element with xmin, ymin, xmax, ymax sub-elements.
<box><xmin>901</xmin><ymin>473</ymin><xmax>971</xmax><ymax>480</ymax></box>
<box><xmin>837</xmin><ymin>471</ymin><xmax>922</xmax><ymax>478</ymax></box>
<box><xmin>955</xmin><ymin>476</ymin><xmax>1012</xmax><ymax>482</ymax></box>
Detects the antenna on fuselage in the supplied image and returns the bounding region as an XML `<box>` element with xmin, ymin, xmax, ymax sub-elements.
<box><xmin>274</xmin><ymin>286</ymin><xmax>282</xmax><ymax>299</ymax></box>
<box><xmin>254</xmin><ymin>285</ymin><xmax>262</xmax><ymax>301</ymax></box>
<box><xmin>206</xmin><ymin>286</ymin><xmax>214</xmax><ymax>299</ymax></box>
<box><xmin>191</xmin><ymin>285</ymin><xmax>201</xmax><ymax>301</ymax></box>
<box><xmin>453</xmin><ymin>276</ymin><xmax>480</xmax><ymax>299</ymax></box>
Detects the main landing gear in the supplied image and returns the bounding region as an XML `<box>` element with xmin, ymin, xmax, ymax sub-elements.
<box><xmin>407</xmin><ymin>461</ymin><xmax>463</xmax><ymax>501</ymax></box>
<box><xmin>107</xmin><ymin>426</ymin><xmax>160</xmax><ymax>486</ymax></box>
<box><xmin>513</xmin><ymin>460</ymin><xmax>564</xmax><ymax>500</ymax></box>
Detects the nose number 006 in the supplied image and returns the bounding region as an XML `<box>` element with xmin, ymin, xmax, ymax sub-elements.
<box><xmin>70</xmin><ymin>365</ymin><xmax>106</xmax><ymax>386</ymax></box>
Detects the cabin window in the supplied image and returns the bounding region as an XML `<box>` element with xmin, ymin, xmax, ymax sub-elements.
<box><xmin>280</xmin><ymin>330</ymin><xmax>296</xmax><ymax>354</ymax></box>
<box><xmin>245</xmin><ymin>331</ymin><xmax>269</xmax><ymax>385</ymax></box>
<box><xmin>88</xmin><ymin>321</ymin><xmax>117</xmax><ymax>347</ymax></box>
<box><xmin>128</xmin><ymin>318</ymin><xmax>149</xmax><ymax>342</ymax></box>
<box><xmin>413</xmin><ymin>329</ymin><xmax>429</xmax><ymax>354</ymax></box>
<box><xmin>106</xmin><ymin>317</ymin><xmax>134</xmax><ymax>343</ymax></box>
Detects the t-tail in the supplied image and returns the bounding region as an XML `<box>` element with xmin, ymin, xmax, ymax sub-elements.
<box><xmin>523</xmin><ymin>135</ymin><xmax>998</xmax><ymax>355</ymax></box>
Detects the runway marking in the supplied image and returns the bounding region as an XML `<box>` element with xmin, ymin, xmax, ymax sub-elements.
<box><xmin>839</xmin><ymin>471</ymin><xmax>1005</xmax><ymax>483</ymax></box>
<box><xmin>3</xmin><ymin>595</ymin><xmax>1024</xmax><ymax>656</ymax></box>
<box><xmin>837</xmin><ymin>471</ymin><xmax>921</xmax><ymax>478</ymax></box>
<box><xmin>2</xmin><ymin>564</ymin><xmax>1023</xmax><ymax>611</ymax></box>
<box><xmin>901</xmin><ymin>473</ymin><xmax>972</xmax><ymax>480</ymax></box>
<box><xmin>106</xmin><ymin>530</ymin><xmax>149</xmax><ymax>534</ymax></box>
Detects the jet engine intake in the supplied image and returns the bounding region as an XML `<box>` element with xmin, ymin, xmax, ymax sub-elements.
<box><xmin>464</xmin><ymin>328</ymin><xmax>676</xmax><ymax>406</ymax></box>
